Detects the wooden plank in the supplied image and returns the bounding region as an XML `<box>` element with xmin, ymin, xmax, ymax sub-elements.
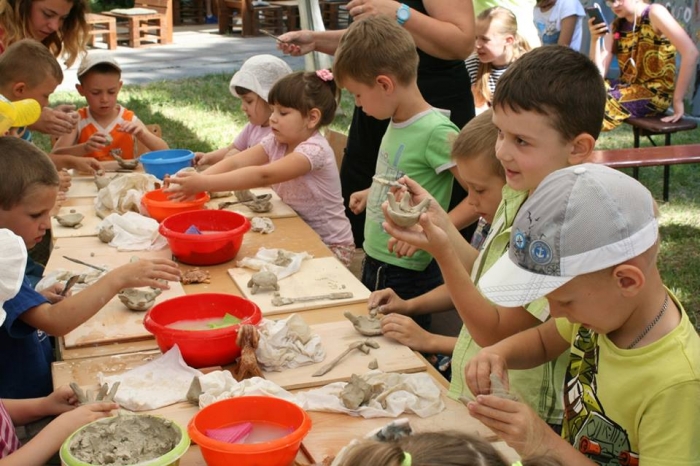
<box><xmin>50</xmin><ymin>204</ymin><xmax>101</xmax><ymax>239</ymax></box>
<box><xmin>66</xmin><ymin>178</ymin><xmax>98</xmax><ymax>198</ymax></box>
<box><xmin>228</xmin><ymin>257</ymin><xmax>370</xmax><ymax>316</ymax></box>
<box><xmin>205</xmin><ymin>187</ymin><xmax>298</xmax><ymax>219</ymax></box>
<box><xmin>590</xmin><ymin>143</ymin><xmax>700</xmax><ymax>168</ymax></box>
<box><xmin>264</xmin><ymin>320</ymin><xmax>426</xmax><ymax>390</ymax></box>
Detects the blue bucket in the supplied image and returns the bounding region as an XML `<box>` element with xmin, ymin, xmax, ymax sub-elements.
<box><xmin>139</xmin><ymin>149</ymin><xmax>195</xmax><ymax>180</ymax></box>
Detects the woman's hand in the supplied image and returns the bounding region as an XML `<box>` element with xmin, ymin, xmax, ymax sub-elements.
<box><xmin>661</xmin><ymin>99</ymin><xmax>685</xmax><ymax>123</ymax></box>
<box><xmin>587</xmin><ymin>17</ymin><xmax>609</xmax><ymax>40</ymax></box>
<box><xmin>277</xmin><ymin>30</ymin><xmax>316</xmax><ymax>56</ymax></box>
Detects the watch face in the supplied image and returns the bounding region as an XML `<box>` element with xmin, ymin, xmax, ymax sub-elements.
<box><xmin>398</xmin><ymin>7</ymin><xmax>409</xmax><ymax>20</ymax></box>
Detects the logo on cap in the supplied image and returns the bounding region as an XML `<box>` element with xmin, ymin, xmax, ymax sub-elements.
<box><xmin>513</xmin><ymin>231</ymin><xmax>527</xmax><ymax>250</ymax></box>
<box><xmin>529</xmin><ymin>240</ymin><xmax>552</xmax><ymax>265</ymax></box>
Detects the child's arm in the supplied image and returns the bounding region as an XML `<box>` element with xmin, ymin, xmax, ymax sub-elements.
<box><xmin>48</xmin><ymin>153</ymin><xmax>102</xmax><ymax>175</ymax></box>
<box><xmin>52</xmin><ymin>128</ymin><xmax>108</xmax><ymax>159</ymax></box>
<box><xmin>370</xmin><ymin>285</ymin><xmax>455</xmax><ymax>317</ymax></box>
<box><xmin>587</xmin><ymin>17</ymin><xmax>613</xmax><ymax>77</ymax></box>
<box><xmin>348</xmin><ymin>188</ymin><xmax>370</xmax><ymax>215</ymax></box>
<box><xmin>649</xmin><ymin>4</ymin><xmax>700</xmax><ymax>123</ymax></box>
<box><xmin>19</xmin><ymin>258</ymin><xmax>180</xmax><ymax>337</ymax></box>
<box><xmin>201</xmin><ymin>144</ymin><xmax>269</xmax><ymax>176</ymax></box>
<box><xmin>380</xmin><ymin>312</ymin><xmax>457</xmax><ymax>354</ymax></box>
<box><xmin>447</xmin><ymin>165</ymin><xmax>479</xmax><ymax>230</ymax></box>
<box><xmin>194</xmin><ymin>143</ymin><xmax>239</xmax><ymax>168</ymax></box>
<box><xmin>119</xmin><ymin>120</ymin><xmax>168</xmax><ymax>153</ymax></box>
<box><xmin>557</xmin><ymin>14</ymin><xmax>579</xmax><ymax>48</ymax></box>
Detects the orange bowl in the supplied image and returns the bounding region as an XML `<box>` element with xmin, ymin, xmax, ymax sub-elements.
<box><xmin>141</xmin><ymin>189</ymin><xmax>210</xmax><ymax>223</ymax></box>
<box><xmin>188</xmin><ymin>396</ymin><xmax>312</xmax><ymax>466</ymax></box>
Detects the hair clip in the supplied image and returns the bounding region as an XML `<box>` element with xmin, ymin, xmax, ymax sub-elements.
<box><xmin>512</xmin><ymin>462</ymin><xmax>523</xmax><ymax>466</ymax></box>
<box><xmin>613</xmin><ymin>32</ymin><xmax>620</xmax><ymax>40</ymax></box>
<box><xmin>316</xmin><ymin>69</ymin><xmax>334</xmax><ymax>82</ymax></box>
<box><xmin>400</xmin><ymin>452</ymin><xmax>412</xmax><ymax>466</ymax></box>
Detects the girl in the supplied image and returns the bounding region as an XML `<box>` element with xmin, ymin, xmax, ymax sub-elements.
<box><xmin>194</xmin><ymin>54</ymin><xmax>293</xmax><ymax>167</ymax></box>
<box><xmin>465</xmin><ymin>7</ymin><xmax>531</xmax><ymax>113</ymax></box>
<box><xmin>166</xmin><ymin>70</ymin><xmax>355</xmax><ymax>267</ymax></box>
<box><xmin>338</xmin><ymin>431</ymin><xmax>562</xmax><ymax>466</ymax></box>
<box><xmin>533</xmin><ymin>0</ymin><xmax>585</xmax><ymax>50</ymax></box>
<box><xmin>589</xmin><ymin>0</ymin><xmax>699</xmax><ymax>130</ymax></box>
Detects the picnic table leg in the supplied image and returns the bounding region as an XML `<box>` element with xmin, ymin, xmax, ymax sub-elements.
<box><xmin>107</xmin><ymin>18</ymin><xmax>117</xmax><ymax>49</ymax></box>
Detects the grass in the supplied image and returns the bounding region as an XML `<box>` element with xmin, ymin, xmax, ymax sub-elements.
<box><xmin>36</xmin><ymin>74</ymin><xmax>700</xmax><ymax>330</ymax></box>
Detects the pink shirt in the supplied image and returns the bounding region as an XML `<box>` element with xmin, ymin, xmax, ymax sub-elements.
<box><xmin>233</xmin><ymin>123</ymin><xmax>272</xmax><ymax>151</ymax></box>
<box><xmin>0</xmin><ymin>401</ymin><xmax>19</xmax><ymax>458</ymax></box>
<box><xmin>261</xmin><ymin>132</ymin><xmax>353</xmax><ymax>247</ymax></box>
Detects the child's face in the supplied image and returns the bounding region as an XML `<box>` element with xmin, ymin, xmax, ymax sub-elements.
<box><xmin>492</xmin><ymin>106</ymin><xmax>571</xmax><ymax>193</ymax></box>
<box><xmin>269</xmin><ymin>104</ymin><xmax>313</xmax><ymax>145</ymax></box>
<box><xmin>343</xmin><ymin>78</ymin><xmax>394</xmax><ymax>121</ymax></box>
<box><xmin>16</xmin><ymin>76</ymin><xmax>59</xmax><ymax>108</ymax></box>
<box><xmin>240</xmin><ymin>92</ymin><xmax>271</xmax><ymax>126</ymax></box>
<box><xmin>475</xmin><ymin>19</ymin><xmax>513</xmax><ymax>65</ymax></box>
<box><xmin>0</xmin><ymin>184</ymin><xmax>58</xmax><ymax>249</ymax></box>
<box><xmin>456</xmin><ymin>154</ymin><xmax>505</xmax><ymax>224</ymax></box>
<box><xmin>28</xmin><ymin>0</ymin><xmax>73</xmax><ymax>41</ymax></box>
<box><xmin>76</xmin><ymin>73</ymin><xmax>122</xmax><ymax>118</ymax></box>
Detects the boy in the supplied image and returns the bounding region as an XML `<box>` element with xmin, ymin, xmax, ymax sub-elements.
<box><xmin>467</xmin><ymin>164</ymin><xmax>700</xmax><ymax>464</ymax></box>
<box><xmin>379</xmin><ymin>45</ymin><xmax>606</xmax><ymax>428</ymax></box>
<box><xmin>53</xmin><ymin>53</ymin><xmax>168</xmax><ymax>161</ymax></box>
<box><xmin>0</xmin><ymin>228</ymin><xmax>117</xmax><ymax>462</ymax></box>
<box><xmin>0</xmin><ymin>40</ymin><xmax>100</xmax><ymax>175</ymax></box>
<box><xmin>0</xmin><ymin>137</ymin><xmax>181</xmax><ymax>399</ymax></box>
<box><xmin>333</xmin><ymin>16</ymin><xmax>473</xmax><ymax>321</ymax></box>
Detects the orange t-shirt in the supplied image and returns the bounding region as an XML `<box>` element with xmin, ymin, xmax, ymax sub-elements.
<box><xmin>76</xmin><ymin>106</ymin><xmax>138</xmax><ymax>161</ymax></box>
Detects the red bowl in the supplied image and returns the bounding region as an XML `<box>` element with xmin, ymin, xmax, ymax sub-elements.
<box><xmin>142</xmin><ymin>188</ymin><xmax>210</xmax><ymax>223</ymax></box>
<box><xmin>188</xmin><ymin>396</ymin><xmax>312</xmax><ymax>466</ymax></box>
<box><xmin>159</xmin><ymin>210</ymin><xmax>251</xmax><ymax>266</ymax></box>
<box><xmin>144</xmin><ymin>293</ymin><xmax>262</xmax><ymax>368</ymax></box>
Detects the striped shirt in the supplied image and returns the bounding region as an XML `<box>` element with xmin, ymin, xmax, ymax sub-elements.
<box><xmin>0</xmin><ymin>401</ymin><xmax>19</xmax><ymax>458</ymax></box>
<box><xmin>465</xmin><ymin>54</ymin><xmax>510</xmax><ymax>97</ymax></box>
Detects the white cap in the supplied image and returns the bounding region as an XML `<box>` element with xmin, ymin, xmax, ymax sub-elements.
<box><xmin>77</xmin><ymin>52</ymin><xmax>121</xmax><ymax>77</ymax></box>
<box><xmin>0</xmin><ymin>229</ymin><xmax>28</xmax><ymax>326</ymax></box>
<box><xmin>229</xmin><ymin>54</ymin><xmax>292</xmax><ymax>102</ymax></box>
<box><xmin>478</xmin><ymin>164</ymin><xmax>658</xmax><ymax>307</ymax></box>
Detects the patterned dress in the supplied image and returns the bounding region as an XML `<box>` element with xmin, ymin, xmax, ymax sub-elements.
<box><xmin>603</xmin><ymin>6</ymin><xmax>676</xmax><ymax>131</ymax></box>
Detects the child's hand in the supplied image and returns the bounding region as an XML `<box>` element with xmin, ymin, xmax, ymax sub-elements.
<box><xmin>119</xmin><ymin>120</ymin><xmax>145</xmax><ymax>137</ymax></box>
<box><xmin>381</xmin><ymin>202</ymin><xmax>450</xmax><ymax>259</ymax></box>
<box><xmin>387</xmin><ymin>238</ymin><xmax>418</xmax><ymax>258</ymax></box>
<box><xmin>70</xmin><ymin>155</ymin><xmax>102</xmax><ymax>175</ymax></box>
<box><xmin>44</xmin><ymin>385</ymin><xmax>80</xmax><ymax>416</ymax></box>
<box><xmin>52</xmin><ymin>402</ymin><xmax>118</xmax><ymax>438</ymax></box>
<box><xmin>587</xmin><ymin>17</ymin><xmax>609</xmax><ymax>39</ymax></box>
<box><xmin>349</xmin><ymin>190</ymin><xmax>368</xmax><ymax>214</ymax></box>
<box><xmin>58</xmin><ymin>169</ymin><xmax>72</xmax><ymax>192</ymax></box>
<box><xmin>369</xmin><ymin>288</ymin><xmax>409</xmax><ymax>316</ymax></box>
<box><xmin>111</xmin><ymin>258</ymin><xmax>181</xmax><ymax>291</ymax></box>
<box><xmin>164</xmin><ymin>171</ymin><xmax>205</xmax><ymax>201</ymax></box>
<box><xmin>39</xmin><ymin>282</ymin><xmax>69</xmax><ymax>304</ymax></box>
<box><xmin>194</xmin><ymin>151</ymin><xmax>222</xmax><ymax>167</ymax></box>
<box><xmin>464</xmin><ymin>349</ymin><xmax>509</xmax><ymax>397</ymax></box>
<box><xmin>380</xmin><ymin>313</ymin><xmax>432</xmax><ymax>352</ymax></box>
<box><xmin>32</xmin><ymin>107</ymin><xmax>77</xmax><ymax>136</ymax></box>
<box><xmin>85</xmin><ymin>133</ymin><xmax>108</xmax><ymax>152</ymax></box>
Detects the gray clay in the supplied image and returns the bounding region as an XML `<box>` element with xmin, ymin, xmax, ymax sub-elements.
<box><xmin>111</xmin><ymin>151</ymin><xmax>139</xmax><ymax>170</ymax></box>
<box><xmin>340</xmin><ymin>374</ymin><xmax>374</xmax><ymax>410</ymax></box>
<box><xmin>489</xmin><ymin>373</ymin><xmax>518</xmax><ymax>401</ymax></box>
<box><xmin>209</xmin><ymin>190</ymin><xmax>232</xmax><ymax>199</ymax></box>
<box><xmin>118</xmin><ymin>287</ymin><xmax>162</xmax><ymax>311</ymax></box>
<box><xmin>385</xmin><ymin>191</ymin><xmax>430</xmax><ymax>228</ymax></box>
<box><xmin>247</xmin><ymin>271</ymin><xmax>279</xmax><ymax>295</ymax></box>
<box><xmin>244</xmin><ymin>199</ymin><xmax>273</xmax><ymax>213</ymax></box>
<box><xmin>98</xmin><ymin>225</ymin><xmax>115</xmax><ymax>243</ymax></box>
<box><xmin>368</xmin><ymin>358</ymin><xmax>378</xmax><ymax>370</ymax></box>
<box><xmin>55</xmin><ymin>212</ymin><xmax>84</xmax><ymax>228</ymax></box>
<box><xmin>234</xmin><ymin>190</ymin><xmax>256</xmax><ymax>202</ymax></box>
<box><xmin>69</xmin><ymin>415</ymin><xmax>180</xmax><ymax>465</ymax></box>
<box><xmin>344</xmin><ymin>311</ymin><xmax>382</xmax><ymax>336</ymax></box>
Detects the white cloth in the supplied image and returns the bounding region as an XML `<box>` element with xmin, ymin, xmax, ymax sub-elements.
<box><xmin>256</xmin><ymin>315</ymin><xmax>325</xmax><ymax>371</ymax></box>
<box><xmin>0</xmin><ymin>229</ymin><xmax>27</xmax><ymax>325</ymax></box>
<box><xmin>94</xmin><ymin>173</ymin><xmax>160</xmax><ymax>219</ymax></box>
<box><xmin>98</xmin><ymin>212</ymin><xmax>167</xmax><ymax>251</ymax></box>
<box><xmin>235</xmin><ymin>247</ymin><xmax>312</xmax><ymax>280</ymax></box>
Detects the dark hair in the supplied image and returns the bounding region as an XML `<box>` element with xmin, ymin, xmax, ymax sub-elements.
<box><xmin>234</xmin><ymin>86</ymin><xmax>252</xmax><ymax>96</ymax></box>
<box><xmin>452</xmin><ymin>108</ymin><xmax>503</xmax><ymax>178</ymax></box>
<box><xmin>77</xmin><ymin>62</ymin><xmax>121</xmax><ymax>84</ymax></box>
<box><xmin>492</xmin><ymin>45</ymin><xmax>606</xmax><ymax>141</ymax></box>
<box><xmin>267</xmin><ymin>70</ymin><xmax>338</xmax><ymax>128</ymax></box>
<box><xmin>0</xmin><ymin>137</ymin><xmax>59</xmax><ymax>210</ymax></box>
<box><xmin>0</xmin><ymin>38</ymin><xmax>63</xmax><ymax>88</ymax></box>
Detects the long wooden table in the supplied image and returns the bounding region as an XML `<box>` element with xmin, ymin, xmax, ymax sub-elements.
<box><xmin>50</xmin><ymin>176</ymin><xmax>517</xmax><ymax>464</ymax></box>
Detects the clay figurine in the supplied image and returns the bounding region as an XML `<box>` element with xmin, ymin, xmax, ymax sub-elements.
<box><xmin>340</xmin><ymin>374</ymin><xmax>374</xmax><ymax>409</ymax></box>
<box><xmin>94</xmin><ymin>173</ymin><xmax>114</xmax><ymax>190</ymax></box>
<box><xmin>55</xmin><ymin>211</ymin><xmax>84</xmax><ymax>228</ymax></box>
<box><xmin>118</xmin><ymin>287</ymin><xmax>162</xmax><ymax>311</ymax></box>
<box><xmin>111</xmin><ymin>151</ymin><xmax>139</xmax><ymax>170</ymax></box>
<box><xmin>232</xmin><ymin>324</ymin><xmax>264</xmax><ymax>381</ymax></box>
<box><xmin>344</xmin><ymin>311</ymin><xmax>382</xmax><ymax>336</ymax></box>
<box><xmin>70</xmin><ymin>381</ymin><xmax>120</xmax><ymax>404</ymax></box>
<box><xmin>385</xmin><ymin>191</ymin><xmax>430</xmax><ymax>228</ymax></box>
<box><xmin>98</xmin><ymin>224</ymin><xmax>115</xmax><ymax>243</ymax></box>
<box><xmin>312</xmin><ymin>339</ymin><xmax>378</xmax><ymax>377</ymax></box>
<box><xmin>180</xmin><ymin>267</ymin><xmax>211</xmax><ymax>284</ymax></box>
<box><xmin>247</xmin><ymin>271</ymin><xmax>279</xmax><ymax>295</ymax></box>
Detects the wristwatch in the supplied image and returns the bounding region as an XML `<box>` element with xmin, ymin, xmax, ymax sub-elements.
<box><xmin>396</xmin><ymin>3</ymin><xmax>410</xmax><ymax>26</ymax></box>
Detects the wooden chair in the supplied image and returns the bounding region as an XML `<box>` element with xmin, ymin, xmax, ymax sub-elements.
<box><xmin>103</xmin><ymin>0</ymin><xmax>173</xmax><ymax>48</ymax></box>
<box><xmin>324</xmin><ymin>129</ymin><xmax>347</xmax><ymax>170</ymax></box>
<box><xmin>86</xmin><ymin>13</ymin><xmax>117</xmax><ymax>50</ymax></box>
<box><xmin>217</xmin><ymin>0</ymin><xmax>285</xmax><ymax>36</ymax></box>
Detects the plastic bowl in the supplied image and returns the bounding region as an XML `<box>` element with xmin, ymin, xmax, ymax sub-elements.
<box><xmin>142</xmin><ymin>189</ymin><xmax>210</xmax><ymax>223</ymax></box>
<box><xmin>139</xmin><ymin>149</ymin><xmax>195</xmax><ymax>180</ymax></box>
<box><xmin>188</xmin><ymin>396</ymin><xmax>312</xmax><ymax>466</ymax></box>
<box><xmin>143</xmin><ymin>293</ymin><xmax>262</xmax><ymax>368</ymax></box>
<box><xmin>60</xmin><ymin>414</ymin><xmax>189</xmax><ymax>466</ymax></box>
<box><xmin>159</xmin><ymin>210</ymin><xmax>250</xmax><ymax>266</ymax></box>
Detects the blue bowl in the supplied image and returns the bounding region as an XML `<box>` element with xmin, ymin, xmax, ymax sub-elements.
<box><xmin>139</xmin><ymin>149</ymin><xmax>195</xmax><ymax>180</ymax></box>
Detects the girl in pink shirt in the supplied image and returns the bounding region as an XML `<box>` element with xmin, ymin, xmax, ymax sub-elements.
<box><xmin>167</xmin><ymin>70</ymin><xmax>355</xmax><ymax>266</ymax></box>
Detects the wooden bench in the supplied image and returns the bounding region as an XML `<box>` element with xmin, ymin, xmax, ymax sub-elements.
<box><xmin>589</xmin><ymin>143</ymin><xmax>700</xmax><ymax>201</ymax></box>
<box><xmin>218</xmin><ymin>0</ymin><xmax>285</xmax><ymax>36</ymax></box>
<box><xmin>103</xmin><ymin>0</ymin><xmax>173</xmax><ymax>48</ymax></box>
<box><xmin>86</xmin><ymin>13</ymin><xmax>117</xmax><ymax>50</ymax></box>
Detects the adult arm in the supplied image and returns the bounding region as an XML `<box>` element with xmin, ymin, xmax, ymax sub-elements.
<box><xmin>277</xmin><ymin>29</ymin><xmax>346</xmax><ymax>56</ymax></box>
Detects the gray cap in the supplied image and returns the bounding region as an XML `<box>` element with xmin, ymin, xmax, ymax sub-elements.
<box><xmin>478</xmin><ymin>164</ymin><xmax>658</xmax><ymax>307</ymax></box>
<box><xmin>0</xmin><ymin>229</ymin><xmax>28</xmax><ymax>325</ymax></box>
<box><xmin>229</xmin><ymin>54</ymin><xmax>292</xmax><ymax>102</ymax></box>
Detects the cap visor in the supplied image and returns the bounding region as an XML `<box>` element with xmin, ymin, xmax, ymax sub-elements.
<box><xmin>477</xmin><ymin>252</ymin><xmax>573</xmax><ymax>307</ymax></box>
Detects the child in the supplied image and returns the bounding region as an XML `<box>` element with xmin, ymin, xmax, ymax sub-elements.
<box><xmin>376</xmin><ymin>109</ymin><xmax>503</xmax><ymax>379</ymax></box>
<box><xmin>0</xmin><ymin>39</ymin><xmax>98</xmax><ymax>174</ymax></box>
<box><xmin>0</xmin><ymin>137</ymin><xmax>181</xmax><ymax>399</ymax></box>
<box><xmin>165</xmin><ymin>71</ymin><xmax>355</xmax><ymax>267</ymax></box>
<box><xmin>589</xmin><ymin>0</ymin><xmax>699</xmax><ymax>129</ymax></box>
<box><xmin>533</xmin><ymin>0</ymin><xmax>585</xmax><ymax>50</ymax></box>
<box><xmin>0</xmin><ymin>228</ymin><xmax>117</xmax><ymax>463</ymax></box>
<box><xmin>53</xmin><ymin>53</ymin><xmax>169</xmax><ymax>162</ymax></box>
<box><xmin>466</xmin><ymin>164</ymin><xmax>700</xmax><ymax>463</ymax></box>
<box><xmin>194</xmin><ymin>54</ymin><xmax>293</xmax><ymax>167</ymax></box>
<box><xmin>378</xmin><ymin>45</ymin><xmax>607</xmax><ymax>429</ymax></box>
<box><xmin>333</xmin><ymin>16</ymin><xmax>472</xmax><ymax>327</ymax></box>
<box><xmin>338</xmin><ymin>430</ymin><xmax>562</xmax><ymax>466</ymax></box>
<box><xmin>465</xmin><ymin>7</ymin><xmax>530</xmax><ymax>113</ymax></box>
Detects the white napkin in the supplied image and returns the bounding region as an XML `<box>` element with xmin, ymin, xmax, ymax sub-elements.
<box><xmin>100</xmin><ymin>346</ymin><xmax>202</xmax><ymax>411</ymax></box>
<box><xmin>98</xmin><ymin>211</ymin><xmax>167</xmax><ymax>251</ymax></box>
<box><xmin>197</xmin><ymin>372</ymin><xmax>298</xmax><ymax>408</ymax></box>
<box><xmin>94</xmin><ymin>172</ymin><xmax>160</xmax><ymax>219</ymax></box>
<box><xmin>256</xmin><ymin>315</ymin><xmax>326</xmax><ymax>371</ymax></box>
<box><xmin>235</xmin><ymin>247</ymin><xmax>312</xmax><ymax>280</ymax></box>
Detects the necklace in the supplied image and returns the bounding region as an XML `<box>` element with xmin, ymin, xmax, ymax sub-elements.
<box><xmin>626</xmin><ymin>294</ymin><xmax>669</xmax><ymax>349</ymax></box>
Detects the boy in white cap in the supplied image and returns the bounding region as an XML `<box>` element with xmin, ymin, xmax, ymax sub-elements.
<box><xmin>53</xmin><ymin>53</ymin><xmax>168</xmax><ymax>162</ymax></box>
<box><xmin>465</xmin><ymin>164</ymin><xmax>700</xmax><ymax>464</ymax></box>
<box><xmin>194</xmin><ymin>54</ymin><xmax>292</xmax><ymax>167</ymax></box>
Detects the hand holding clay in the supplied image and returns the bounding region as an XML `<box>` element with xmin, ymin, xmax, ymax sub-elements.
<box><xmin>368</xmin><ymin>288</ymin><xmax>410</xmax><ymax>316</ymax></box>
<box><xmin>164</xmin><ymin>170</ymin><xmax>205</xmax><ymax>202</ymax></box>
<box><xmin>464</xmin><ymin>348</ymin><xmax>510</xmax><ymax>399</ymax></box>
<box><xmin>380</xmin><ymin>313</ymin><xmax>433</xmax><ymax>353</ymax></box>
<box><xmin>52</xmin><ymin>402</ymin><xmax>118</xmax><ymax>439</ymax></box>
<box><xmin>110</xmin><ymin>258</ymin><xmax>181</xmax><ymax>291</ymax></box>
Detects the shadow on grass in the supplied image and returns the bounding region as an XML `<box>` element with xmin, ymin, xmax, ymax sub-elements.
<box><xmin>659</xmin><ymin>223</ymin><xmax>700</xmax><ymax>331</ymax></box>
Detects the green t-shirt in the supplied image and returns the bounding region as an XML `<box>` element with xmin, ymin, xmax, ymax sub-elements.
<box><xmin>363</xmin><ymin>108</ymin><xmax>458</xmax><ymax>271</ymax></box>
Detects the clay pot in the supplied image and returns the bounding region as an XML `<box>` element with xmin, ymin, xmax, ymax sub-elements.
<box><xmin>385</xmin><ymin>192</ymin><xmax>430</xmax><ymax>228</ymax></box>
<box><xmin>118</xmin><ymin>287</ymin><xmax>162</xmax><ymax>311</ymax></box>
<box><xmin>55</xmin><ymin>212</ymin><xmax>85</xmax><ymax>228</ymax></box>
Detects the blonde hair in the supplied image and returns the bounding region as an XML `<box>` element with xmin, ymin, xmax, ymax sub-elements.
<box><xmin>0</xmin><ymin>38</ymin><xmax>63</xmax><ymax>89</ymax></box>
<box><xmin>0</xmin><ymin>0</ymin><xmax>89</xmax><ymax>67</ymax></box>
<box><xmin>474</xmin><ymin>7</ymin><xmax>531</xmax><ymax>107</ymax></box>
<box><xmin>333</xmin><ymin>15</ymin><xmax>418</xmax><ymax>88</ymax></box>
<box><xmin>339</xmin><ymin>431</ymin><xmax>563</xmax><ymax>466</ymax></box>
<box><xmin>452</xmin><ymin>108</ymin><xmax>503</xmax><ymax>178</ymax></box>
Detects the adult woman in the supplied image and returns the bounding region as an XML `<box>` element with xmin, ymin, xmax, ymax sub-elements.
<box><xmin>589</xmin><ymin>0</ymin><xmax>699</xmax><ymax>130</ymax></box>
<box><xmin>279</xmin><ymin>0</ymin><xmax>476</xmax><ymax>245</ymax></box>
